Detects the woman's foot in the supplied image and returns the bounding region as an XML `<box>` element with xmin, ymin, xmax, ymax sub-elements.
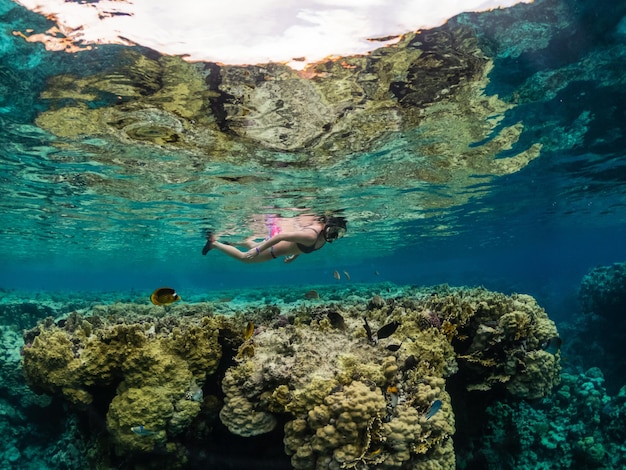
<box><xmin>202</xmin><ymin>232</ymin><xmax>215</xmax><ymax>255</ymax></box>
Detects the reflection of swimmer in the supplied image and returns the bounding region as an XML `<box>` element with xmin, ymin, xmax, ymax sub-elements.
<box><xmin>202</xmin><ymin>215</ymin><xmax>347</xmax><ymax>264</ymax></box>
<box><xmin>265</xmin><ymin>214</ymin><xmax>282</xmax><ymax>238</ymax></box>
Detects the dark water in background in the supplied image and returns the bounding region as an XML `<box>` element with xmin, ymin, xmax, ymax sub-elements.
<box><xmin>1</xmin><ymin>1</ymin><xmax>626</xmax><ymax>318</ymax></box>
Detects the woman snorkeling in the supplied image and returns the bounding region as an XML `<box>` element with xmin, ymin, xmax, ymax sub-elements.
<box><xmin>202</xmin><ymin>215</ymin><xmax>347</xmax><ymax>263</ymax></box>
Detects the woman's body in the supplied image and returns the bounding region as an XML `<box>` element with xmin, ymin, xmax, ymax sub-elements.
<box><xmin>202</xmin><ymin>216</ymin><xmax>346</xmax><ymax>263</ymax></box>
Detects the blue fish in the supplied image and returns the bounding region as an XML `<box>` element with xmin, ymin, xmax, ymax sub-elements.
<box><xmin>425</xmin><ymin>399</ymin><xmax>442</xmax><ymax>420</ymax></box>
<box><xmin>131</xmin><ymin>425</ymin><xmax>156</xmax><ymax>436</ymax></box>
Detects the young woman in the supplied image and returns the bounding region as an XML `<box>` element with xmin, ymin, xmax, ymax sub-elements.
<box><xmin>202</xmin><ymin>215</ymin><xmax>347</xmax><ymax>263</ymax></box>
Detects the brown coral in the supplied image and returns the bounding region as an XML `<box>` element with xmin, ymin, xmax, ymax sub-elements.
<box><xmin>21</xmin><ymin>287</ymin><xmax>559</xmax><ymax>468</ymax></box>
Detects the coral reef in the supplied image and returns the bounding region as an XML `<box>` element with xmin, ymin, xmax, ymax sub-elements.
<box><xmin>0</xmin><ymin>318</ymin><xmax>90</xmax><ymax>469</ymax></box>
<box><xmin>221</xmin><ymin>287</ymin><xmax>559</xmax><ymax>469</ymax></box>
<box><xmin>471</xmin><ymin>367</ymin><xmax>626</xmax><ymax>469</ymax></box>
<box><xmin>22</xmin><ymin>307</ymin><xmax>222</xmax><ymax>460</ymax></box>
<box><xmin>17</xmin><ymin>285</ymin><xmax>560</xmax><ymax>468</ymax></box>
<box><xmin>557</xmin><ymin>262</ymin><xmax>626</xmax><ymax>393</ymax></box>
<box><xmin>579</xmin><ymin>262</ymin><xmax>626</xmax><ymax>320</ymax></box>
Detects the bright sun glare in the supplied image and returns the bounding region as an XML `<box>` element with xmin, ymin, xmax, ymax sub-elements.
<box><xmin>15</xmin><ymin>0</ymin><xmax>532</xmax><ymax>69</ymax></box>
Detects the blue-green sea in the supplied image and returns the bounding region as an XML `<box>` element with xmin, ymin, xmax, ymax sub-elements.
<box><xmin>2</xmin><ymin>0</ymin><xmax>626</xmax><ymax>468</ymax></box>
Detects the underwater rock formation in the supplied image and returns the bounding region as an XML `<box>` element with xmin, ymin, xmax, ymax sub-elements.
<box><xmin>22</xmin><ymin>307</ymin><xmax>222</xmax><ymax>459</ymax></box>
<box><xmin>472</xmin><ymin>367</ymin><xmax>626</xmax><ymax>469</ymax></box>
<box><xmin>21</xmin><ymin>286</ymin><xmax>560</xmax><ymax>468</ymax></box>
<box><xmin>558</xmin><ymin>262</ymin><xmax>626</xmax><ymax>394</ymax></box>
<box><xmin>579</xmin><ymin>262</ymin><xmax>626</xmax><ymax>321</ymax></box>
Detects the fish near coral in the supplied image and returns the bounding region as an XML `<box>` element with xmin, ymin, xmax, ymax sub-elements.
<box><xmin>186</xmin><ymin>380</ymin><xmax>203</xmax><ymax>402</ymax></box>
<box><xmin>304</xmin><ymin>289</ymin><xmax>320</xmax><ymax>299</ymax></box>
<box><xmin>333</xmin><ymin>270</ymin><xmax>341</xmax><ymax>280</ymax></box>
<box><xmin>425</xmin><ymin>399</ymin><xmax>442</xmax><ymax>420</ymax></box>
<box><xmin>244</xmin><ymin>321</ymin><xmax>255</xmax><ymax>341</ymax></box>
<box><xmin>131</xmin><ymin>425</ymin><xmax>156</xmax><ymax>436</ymax></box>
<box><xmin>385</xmin><ymin>385</ymin><xmax>400</xmax><ymax>421</ymax></box>
<box><xmin>343</xmin><ymin>270</ymin><xmax>351</xmax><ymax>281</ymax></box>
<box><xmin>386</xmin><ymin>385</ymin><xmax>398</xmax><ymax>394</ymax></box>
<box><xmin>541</xmin><ymin>336</ymin><xmax>562</xmax><ymax>354</ymax></box>
<box><xmin>366</xmin><ymin>447</ymin><xmax>382</xmax><ymax>458</ymax></box>
<box><xmin>376</xmin><ymin>320</ymin><xmax>400</xmax><ymax>340</ymax></box>
<box><xmin>327</xmin><ymin>311</ymin><xmax>346</xmax><ymax>330</ymax></box>
<box><xmin>402</xmin><ymin>355</ymin><xmax>418</xmax><ymax>372</ymax></box>
<box><xmin>363</xmin><ymin>317</ymin><xmax>374</xmax><ymax>343</ymax></box>
<box><xmin>150</xmin><ymin>287</ymin><xmax>181</xmax><ymax>305</ymax></box>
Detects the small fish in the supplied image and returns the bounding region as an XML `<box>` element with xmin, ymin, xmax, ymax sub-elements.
<box><xmin>376</xmin><ymin>320</ymin><xmax>400</xmax><ymax>340</ymax></box>
<box><xmin>150</xmin><ymin>287</ymin><xmax>181</xmax><ymax>306</ymax></box>
<box><xmin>402</xmin><ymin>355</ymin><xmax>418</xmax><ymax>371</ymax></box>
<box><xmin>343</xmin><ymin>270</ymin><xmax>351</xmax><ymax>281</ymax></box>
<box><xmin>374</xmin><ymin>270</ymin><xmax>380</xmax><ymax>276</ymax></box>
<box><xmin>386</xmin><ymin>343</ymin><xmax>402</xmax><ymax>352</ymax></box>
<box><xmin>131</xmin><ymin>425</ymin><xmax>156</xmax><ymax>436</ymax></box>
<box><xmin>365</xmin><ymin>447</ymin><xmax>382</xmax><ymax>458</ymax></box>
<box><xmin>327</xmin><ymin>311</ymin><xmax>346</xmax><ymax>330</ymax></box>
<box><xmin>541</xmin><ymin>336</ymin><xmax>562</xmax><ymax>355</ymax></box>
<box><xmin>363</xmin><ymin>317</ymin><xmax>374</xmax><ymax>343</ymax></box>
<box><xmin>386</xmin><ymin>385</ymin><xmax>399</xmax><ymax>413</ymax></box>
<box><xmin>244</xmin><ymin>321</ymin><xmax>254</xmax><ymax>341</ymax></box>
<box><xmin>425</xmin><ymin>399</ymin><xmax>442</xmax><ymax>420</ymax></box>
<box><xmin>389</xmin><ymin>392</ymin><xmax>399</xmax><ymax>409</ymax></box>
<box><xmin>187</xmin><ymin>380</ymin><xmax>203</xmax><ymax>402</ymax></box>
<box><xmin>333</xmin><ymin>270</ymin><xmax>341</xmax><ymax>280</ymax></box>
<box><xmin>304</xmin><ymin>289</ymin><xmax>320</xmax><ymax>299</ymax></box>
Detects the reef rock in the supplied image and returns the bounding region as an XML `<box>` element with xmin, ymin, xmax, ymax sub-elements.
<box><xmin>559</xmin><ymin>262</ymin><xmax>626</xmax><ymax>393</ymax></box>
<box><xmin>579</xmin><ymin>261</ymin><xmax>626</xmax><ymax>320</ymax></box>
<box><xmin>21</xmin><ymin>286</ymin><xmax>560</xmax><ymax>468</ymax></box>
<box><xmin>22</xmin><ymin>308</ymin><xmax>222</xmax><ymax>459</ymax></box>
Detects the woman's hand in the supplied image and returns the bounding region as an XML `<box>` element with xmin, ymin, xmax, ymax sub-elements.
<box><xmin>244</xmin><ymin>247</ymin><xmax>260</xmax><ymax>259</ymax></box>
<box><xmin>283</xmin><ymin>254</ymin><xmax>298</xmax><ymax>263</ymax></box>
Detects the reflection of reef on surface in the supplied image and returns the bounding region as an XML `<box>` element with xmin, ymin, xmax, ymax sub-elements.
<box><xmin>21</xmin><ymin>285</ymin><xmax>560</xmax><ymax>469</ymax></box>
<box><xmin>31</xmin><ymin>17</ymin><xmax>540</xmax><ymax>217</ymax></box>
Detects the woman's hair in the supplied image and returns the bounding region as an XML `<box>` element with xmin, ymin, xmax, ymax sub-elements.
<box><xmin>322</xmin><ymin>215</ymin><xmax>347</xmax><ymax>231</ymax></box>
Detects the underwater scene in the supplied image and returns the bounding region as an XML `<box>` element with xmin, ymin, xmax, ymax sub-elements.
<box><xmin>2</xmin><ymin>0</ymin><xmax>626</xmax><ymax>468</ymax></box>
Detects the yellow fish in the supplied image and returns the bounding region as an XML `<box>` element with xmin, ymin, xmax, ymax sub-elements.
<box><xmin>150</xmin><ymin>287</ymin><xmax>181</xmax><ymax>306</ymax></box>
<box><xmin>333</xmin><ymin>270</ymin><xmax>341</xmax><ymax>280</ymax></box>
<box><xmin>244</xmin><ymin>321</ymin><xmax>255</xmax><ymax>341</ymax></box>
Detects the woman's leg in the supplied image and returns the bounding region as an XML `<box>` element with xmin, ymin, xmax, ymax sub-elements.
<box><xmin>212</xmin><ymin>241</ymin><xmax>274</xmax><ymax>263</ymax></box>
<box><xmin>231</xmin><ymin>236</ymin><xmax>260</xmax><ymax>249</ymax></box>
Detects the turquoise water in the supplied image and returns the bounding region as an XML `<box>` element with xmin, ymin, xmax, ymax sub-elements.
<box><xmin>1</xmin><ymin>0</ymin><xmax>625</xmax><ymax>304</ymax></box>
<box><xmin>2</xmin><ymin>0</ymin><xmax>626</xmax><ymax>467</ymax></box>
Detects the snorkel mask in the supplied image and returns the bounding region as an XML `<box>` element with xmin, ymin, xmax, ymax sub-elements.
<box><xmin>323</xmin><ymin>218</ymin><xmax>347</xmax><ymax>242</ymax></box>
